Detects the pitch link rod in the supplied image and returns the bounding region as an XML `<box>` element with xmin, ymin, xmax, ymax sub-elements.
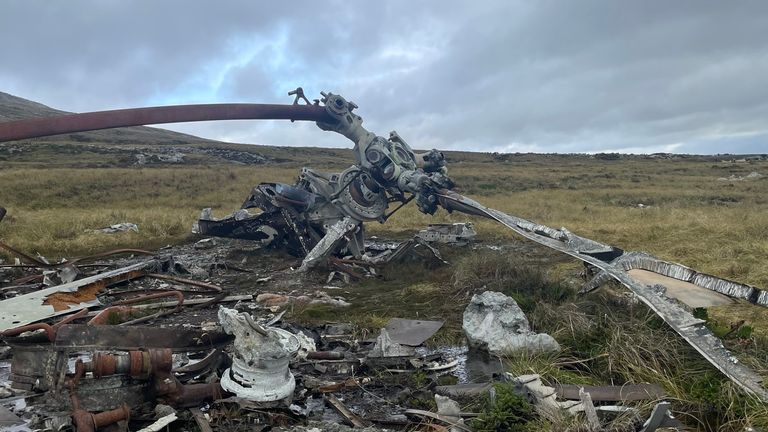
<box><xmin>0</xmin><ymin>103</ymin><xmax>336</xmax><ymax>142</ymax></box>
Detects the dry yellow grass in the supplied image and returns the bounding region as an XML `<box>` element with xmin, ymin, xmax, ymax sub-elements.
<box><xmin>1</xmin><ymin>156</ymin><xmax>766</xmax><ymax>287</ymax></box>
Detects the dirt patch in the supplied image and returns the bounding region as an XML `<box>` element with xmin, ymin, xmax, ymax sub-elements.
<box><xmin>627</xmin><ymin>269</ymin><xmax>734</xmax><ymax>308</ymax></box>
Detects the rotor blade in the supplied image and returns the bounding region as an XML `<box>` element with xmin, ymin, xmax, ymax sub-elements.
<box><xmin>435</xmin><ymin>189</ymin><xmax>768</xmax><ymax>402</ymax></box>
<box><xmin>0</xmin><ymin>103</ymin><xmax>335</xmax><ymax>142</ymax></box>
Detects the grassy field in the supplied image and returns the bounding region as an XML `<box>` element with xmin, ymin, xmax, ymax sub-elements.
<box><xmin>1</xmin><ymin>152</ymin><xmax>766</xmax><ymax>286</ymax></box>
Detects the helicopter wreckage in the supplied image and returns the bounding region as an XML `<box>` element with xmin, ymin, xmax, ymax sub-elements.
<box><xmin>0</xmin><ymin>87</ymin><xmax>767</xmax><ymax>410</ymax></box>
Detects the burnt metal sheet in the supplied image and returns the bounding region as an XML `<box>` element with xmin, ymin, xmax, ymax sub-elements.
<box><xmin>0</xmin><ymin>103</ymin><xmax>334</xmax><ymax>142</ymax></box>
<box><xmin>0</xmin><ymin>261</ymin><xmax>155</xmax><ymax>332</ymax></box>
<box><xmin>554</xmin><ymin>384</ymin><xmax>665</xmax><ymax>402</ymax></box>
<box><xmin>384</xmin><ymin>318</ymin><xmax>445</xmax><ymax>346</ymax></box>
<box><xmin>53</xmin><ymin>324</ymin><xmax>233</xmax><ymax>352</ymax></box>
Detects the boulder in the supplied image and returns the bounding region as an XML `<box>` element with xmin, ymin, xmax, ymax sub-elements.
<box><xmin>462</xmin><ymin>291</ymin><xmax>560</xmax><ymax>355</ymax></box>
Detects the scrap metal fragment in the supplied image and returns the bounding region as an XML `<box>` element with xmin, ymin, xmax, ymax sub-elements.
<box><xmin>417</xmin><ymin>223</ymin><xmax>476</xmax><ymax>244</ymax></box>
<box><xmin>579</xmin><ymin>270</ymin><xmax>611</xmax><ymax>294</ymax></box>
<box><xmin>87</xmin><ymin>290</ymin><xmax>185</xmax><ymax>326</ymax></box>
<box><xmin>146</xmin><ymin>273</ymin><xmax>223</xmax><ymax>293</ymax></box>
<box><xmin>298</xmin><ymin>216</ymin><xmax>358</xmax><ymax>271</ymax></box>
<box><xmin>383</xmin><ymin>318</ymin><xmax>445</xmax><ymax>346</ymax></box>
<box><xmin>368</xmin><ymin>328</ymin><xmax>416</xmax><ymax>357</ymax></box>
<box><xmin>130</xmin><ymin>294</ymin><xmax>252</xmax><ymax>310</ymax></box>
<box><xmin>0</xmin><ymin>260</ymin><xmax>157</xmax><ymax>332</ymax></box>
<box><xmin>638</xmin><ymin>402</ymin><xmax>671</xmax><ymax>432</ymax></box>
<box><xmin>509</xmin><ymin>374</ymin><xmax>583</xmax><ymax>421</ymax></box>
<box><xmin>579</xmin><ymin>388</ymin><xmax>601</xmax><ymax>432</ymax></box>
<box><xmin>137</xmin><ymin>413</ymin><xmax>178</xmax><ymax>432</ymax></box>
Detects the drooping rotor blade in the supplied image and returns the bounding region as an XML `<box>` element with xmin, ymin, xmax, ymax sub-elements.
<box><xmin>0</xmin><ymin>103</ymin><xmax>336</xmax><ymax>142</ymax></box>
<box><xmin>435</xmin><ymin>189</ymin><xmax>768</xmax><ymax>402</ymax></box>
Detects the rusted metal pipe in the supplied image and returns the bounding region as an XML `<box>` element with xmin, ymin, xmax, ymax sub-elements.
<box><xmin>1</xmin><ymin>322</ymin><xmax>56</xmax><ymax>341</ymax></box>
<box><xmin>0</xmin><ymin>103</ymin><xmax>335</xmax><ymax>142</ymax></box>
<box><xmin>71</xmin><ymin>403</ymin><xmax>130</xmax><ymax>432</ymax></box>
<box><xmin>88</xmin><ymin>291</ymin><xmax>184</xmax><ymax>325</ymax></box>
<box><xmin>1</xmin><ymin>308</ymin><xmax>89</xmax><ymax>341</ymax></box>
<box><xmin>0</xmin><ymin>240</ymin><xmax>53</xmax><ymax>268</ymax></box>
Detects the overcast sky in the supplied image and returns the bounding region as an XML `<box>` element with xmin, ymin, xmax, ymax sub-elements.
<box><xmin>2</xmin><ymin>1</ymin><xmax>767</xmax><ymax>154</ymax></box>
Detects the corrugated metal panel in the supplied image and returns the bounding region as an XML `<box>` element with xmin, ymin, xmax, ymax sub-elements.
<box><xmin>691</xmin><ymin>274</ymin><xmax>755</xmax><ymax>300</ymax></box>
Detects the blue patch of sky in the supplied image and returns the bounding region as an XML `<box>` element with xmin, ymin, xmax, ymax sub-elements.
<box><xmin>145</xmin><ymin>23</ymin><xmax>312</xmax><ymax>106</ymax></box>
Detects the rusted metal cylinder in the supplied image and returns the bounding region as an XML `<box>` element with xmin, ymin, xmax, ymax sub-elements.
<box><xmin>306</xmin><ymin>350</ymin><xmax>345</xmax><ymax>360</ymax></box>
<box><xmin>148</xmin><ymin>348</ymin><xmax>173</xmax><ymax>375</ymax></box>
<box><xmin>170</xmin><ymin>382</ymin><xmax>224</xmax><ymax>408</ymax></box>
<box><xmin>91</xmin><ymin>352</ymin><xmax>118</xmax><ymax>378</ymax></box>
<box><xmin>85</xmin><ymin>348</ymin><xmax>169</xmax><ymax>380</ymax></box>
<box><xmin>0</xmin><ymin>103</ymin><xmax>335</xmax><ymax>142</ymax></box>
<box><xmin>72</xmin><ymin>403</ymin><xmax>130</xmax><ymax>432</ymax></box>
<box><xmin>129</xmin><ymin>350</ymin><xmax>150</xmax><ymax>378</ymax></box>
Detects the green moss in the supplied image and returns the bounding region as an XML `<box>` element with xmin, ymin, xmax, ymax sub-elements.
<box><xmin>472</xmin><ymin>383</ymin><xmax>536</xmax><ymax>432</ymax></box>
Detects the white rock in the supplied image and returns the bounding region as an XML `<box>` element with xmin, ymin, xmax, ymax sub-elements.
<box><xmin>462</xmin><ymin>291</ymin><xmax>560</xmax><ymax>355</ymax></box>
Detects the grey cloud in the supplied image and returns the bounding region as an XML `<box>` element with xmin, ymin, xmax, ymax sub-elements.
<box><xmin>1</xmin><ymin>0</ymin><xmax>767</xmax><ymax>153</ymax></box>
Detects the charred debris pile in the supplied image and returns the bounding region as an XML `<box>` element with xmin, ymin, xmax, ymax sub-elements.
<box><xmin>0</xmin><ymin>215</ymin><xmax>767</xmax><ymax>431</ymax></box>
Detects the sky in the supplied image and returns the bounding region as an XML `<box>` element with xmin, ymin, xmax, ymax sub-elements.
<box><xmin>1</xmin><ymin>1</ymin><xmax>767</xmax><ymax>154</ymax></box>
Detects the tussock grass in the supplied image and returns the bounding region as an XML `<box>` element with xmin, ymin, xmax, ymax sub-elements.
<box><xmin>449</xmin><ymin>253</ymin><xmax>768</xmax><ymax>430</ymax></box>
<box><xmin>1</xmin><ymin>157</ymin><xmax>766</xmax><ymax>288</ymax></box>
<box><xmin>515</xmin><ymin>294</ymin><xmax>768</xmax><ymax>431</ymax></box>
